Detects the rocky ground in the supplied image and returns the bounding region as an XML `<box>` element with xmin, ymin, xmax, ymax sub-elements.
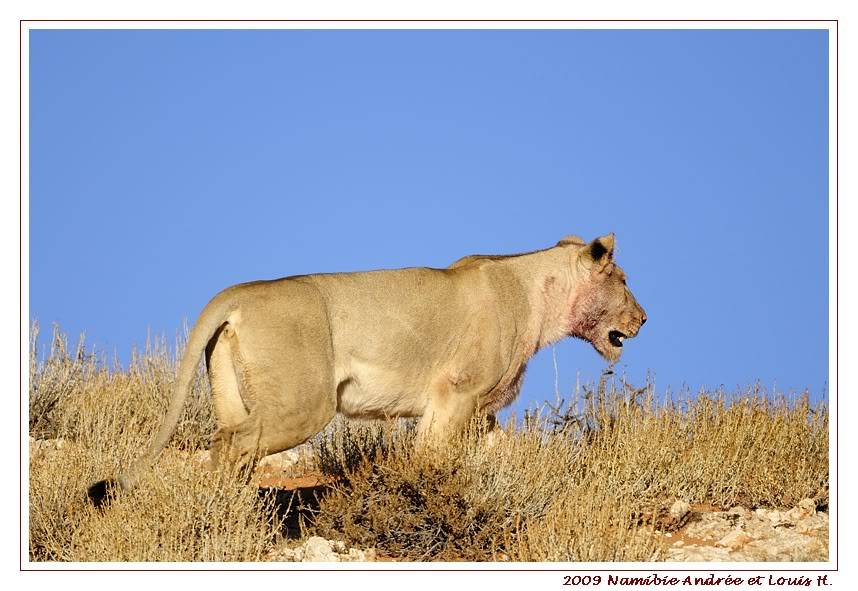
<box><xmin>266</xmin><ymin>536</ymin><xmax>378</xmax><ymax>562</ymax></box>
<box><xmin>659</xmin><ymin>499</ymin><xmax>828</xmax><ymax>562</ymax></box>
<box><xmin>261</xmin><ymin>500</ymin><xmax>829</xmax><ymax>563</ymax></box>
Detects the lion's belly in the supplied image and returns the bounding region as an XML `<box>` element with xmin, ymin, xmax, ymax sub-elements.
<box><xmin>335</xmin><ymin>361</ymin><xmax>430</xmax><ymax>420</ymax></box>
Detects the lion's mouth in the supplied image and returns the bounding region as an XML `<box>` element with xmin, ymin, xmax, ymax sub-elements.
<box><xmin>608</xmin><ymin>330</ymin><xmax>626</xmax><ymax>348</ymax></box>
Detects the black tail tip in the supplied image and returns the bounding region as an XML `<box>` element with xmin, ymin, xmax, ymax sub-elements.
<box><xmin>87</xmin><ymin>479</ymin><xmax>118</xmax><ymax>509</ymax></box>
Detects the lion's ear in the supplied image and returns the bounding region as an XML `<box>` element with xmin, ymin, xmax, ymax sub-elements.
<box><xmin>579</xmin><ymin>233</ymin><xmax>615</xmax><ymax>272</ymax></box>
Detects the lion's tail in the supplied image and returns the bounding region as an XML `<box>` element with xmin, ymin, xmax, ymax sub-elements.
<box><xmin>87</xmin><ymin>293</ymin><xmax>236</xmax><ymax>508</ymax></box>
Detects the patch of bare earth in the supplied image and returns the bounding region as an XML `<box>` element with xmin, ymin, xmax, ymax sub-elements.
<box><xmin>185</xmin><ymin>447</ymin><xmax>383</xmax><ymax>562</ymax></box>
<box><xmin>251</xmin><ymin>450</ymin><xmax>386</xmax><ymax>562</ymax></box>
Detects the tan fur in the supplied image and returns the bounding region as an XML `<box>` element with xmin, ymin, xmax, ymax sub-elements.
<box><xmin>112</xmin><ymin>234</ymin><xmax>646</xmax><ymax>491</ymax></box>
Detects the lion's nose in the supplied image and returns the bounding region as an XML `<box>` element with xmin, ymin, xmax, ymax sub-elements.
<box><xmin>640</xmin><ymin>312</ymin><xmax>647</xmax><ymax>326</ymax></box>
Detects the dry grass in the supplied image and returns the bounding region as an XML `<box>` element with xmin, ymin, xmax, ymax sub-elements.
<box><xmin>27</xmin><ymin>323</ymin><xmax>828</xmax><ymax>562</ymax></box>
<box><xmin>308</xmin><ymin>382</ymin><xmax>827</xmax><ymax>561</ymax></box>
<box><xmin>28</xmin><ymin>323</ymin><xmax>279</xmax><ymax>562</ymax></box>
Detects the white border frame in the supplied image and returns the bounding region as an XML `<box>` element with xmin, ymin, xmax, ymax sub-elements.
<box><xmin>19</xmin><ymin>19</ymin><xmax>838</xmax><ymax>575</ymax></box>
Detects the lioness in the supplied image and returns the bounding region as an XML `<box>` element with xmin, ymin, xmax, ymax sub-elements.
<box><xmin>88</xmin><ymin>233</ymin><xmax>645</xmax><ymax>505</ymax></box>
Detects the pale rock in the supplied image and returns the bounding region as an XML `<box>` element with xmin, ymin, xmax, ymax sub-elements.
<box><xmin>669</xmin><ymin>500</ymin><xmax>691</xmax><ymax>523</ymax></box>
<box><xmin>303</xmin><ymin>536</ymin><xmax>339</xmax><ymax>562</ymax></box>
<box><xmin>267</xmin><ymin>537</ymin><xmax>377</xmax><ymax>563</ymax></box>
<box><xmin>684</xmin><ymin>514</ymin><xmax>733</xmax><ymax>541</ymax></box>
<box><xmin>341</xmin><ymin>547</ymin><xmax>377</xmax><ymax>562</ymax></box>
<box><xmin>786</xmin><ymin>498</ymin><xmax>817</xmax><ymax>522</ymax></box>
<box><xmin>278</xmin><ymin>547</ymin><xmax>303</xmax><ymax>562</ymax></box>
<box><xmin>30</xmin><ymin>437</ymin><xmax>75</xmax><ymax>460</ymax></box>
<box><xmin>727</xmin><ymin>506</ymin><xmax>750</xmax><ymax>519</ymax></box>
<box><xmin>716</xmin><ymin>529</ymin><xmax>752</xmax><ymax>550</ymax></box>
<box><xmin>259</xmin><ymin>450</ymin><xmax>300</xmax><ymax>472</ymax></box>
<box><xmin>668</xmin><ymin>545</ymin><xmax>731</xmax><ymax>561</ymax></box>
<box><xmin>796</xmin><ymin>515</ymin><xmax>826</xmax><ymax>534</ymax></box>
<box><xmin>192</xmin><ymin>450</ymin><xmax>212</xmax><ymax>468</ymax></box>
<box><xmin>663</xmin><ymin>503</ymin><xmax>828</xmax><ymax>562</ymax></box>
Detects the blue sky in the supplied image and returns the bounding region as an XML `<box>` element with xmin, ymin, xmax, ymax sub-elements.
<box><xmin>29</xmin><ymin>28</ymin><xmax>829</xmax><ymax>418</ymax></box>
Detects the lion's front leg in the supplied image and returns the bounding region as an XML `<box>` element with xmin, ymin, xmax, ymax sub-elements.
<box><xmin>416</xmin><ymin>371</ymin><xmax>491</xmax><ymax>451</ymax></box>
<box><xmin>481</xmin><ymin>414</ymin><xmax>508</xmax><ymax>449</ymax></box>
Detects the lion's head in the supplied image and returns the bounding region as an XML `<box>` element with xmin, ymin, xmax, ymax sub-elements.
<box><xmin>566</xmin><ymin>234</ymin><xmax>647</xmax><ymax>362</ymax></box>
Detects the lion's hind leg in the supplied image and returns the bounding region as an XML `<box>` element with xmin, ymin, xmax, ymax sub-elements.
<box><xmin>205</xmin><ymin>322</ymin><xmax>257</xmax><ymax>474</ymax></box>
<box><xmin>209</xmin><ymin>413</ymin><xmax>264</xmax><ymax>480</ymax></box>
